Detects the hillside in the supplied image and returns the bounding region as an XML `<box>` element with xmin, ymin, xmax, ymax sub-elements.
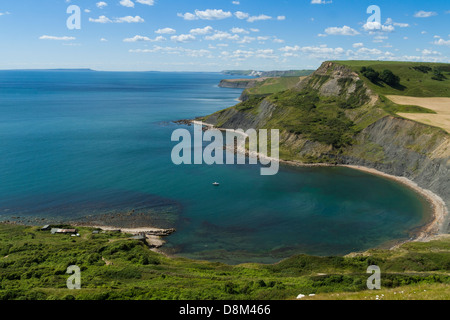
<box><xmin>333</xmin><ymin>60</ymin><xmax>450</xmax><ymax>97</ymax></box>
<box><xmin>203</xmin><ymin>61</ymin><xmax>450</xmax><ymax>235</ymax></box>
<box><xmin>0</xmin><ymin>223</ymin><xmax>449</xmax><ymax>300</ymax></box>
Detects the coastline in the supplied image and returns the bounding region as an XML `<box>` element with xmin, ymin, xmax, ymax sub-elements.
<box><xmin>71</xmin><ymin>224</ymin><xmax>175</xmax><ymax>254</ymax></box>
<box><xmin>189</xmin><ymin>120</ymin><xmax>448</xmax><ymax>247</ymax></box>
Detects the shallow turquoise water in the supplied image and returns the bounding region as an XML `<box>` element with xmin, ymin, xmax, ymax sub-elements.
<box><xmin>0</xmin><ymin>70</ymin><xmax>429</xmax><ymax>264</ymax></box>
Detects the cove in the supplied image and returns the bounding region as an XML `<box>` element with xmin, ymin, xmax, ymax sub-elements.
<box><xmin>0</xmin><ymin>70</ymin><xmax>431</xmax><ymax>265</ymax></box>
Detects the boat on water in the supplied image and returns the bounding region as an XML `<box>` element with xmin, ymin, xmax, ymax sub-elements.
<box><xmin>213</xmin><ymin>182</ymin><xmax>220</xmax><ymax>186</ymax></box>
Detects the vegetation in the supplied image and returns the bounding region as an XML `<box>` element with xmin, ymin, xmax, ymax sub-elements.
<box><xmin>245</xmin><ymin>77</ymin><xmax>301</xmax><ymax>96</ymax></box>
<box><xmin>360</xmin><ymin>67</ymin><xmax>401</xmax><ymax>88</ymax></box>
<box><xmin>267</xmin><ymin>90</ymin><xmax>358</xmax><ymax>148</ymax></box>
<box><xmin>0</xmin><ymin>224</ymin><xmax>449</xmax><ymax>300</ymax></box>
<box><xmin>334</xmin><ymin>60</ymin><xmax>450</xmax><ymax>97</ymax></box>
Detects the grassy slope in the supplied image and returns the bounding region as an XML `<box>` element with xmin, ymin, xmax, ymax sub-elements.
<box><xmin>0</xmin><ymin>224</ymin><xmax>449</xmax><ymax>300</ymax></box>
<box><xmin>245</xmin><ymin>77</ymin><xmax>303</xmax><ymax>95</ymax></box>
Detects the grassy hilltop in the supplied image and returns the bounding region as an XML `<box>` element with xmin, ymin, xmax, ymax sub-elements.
<box><xmin>333</xmin><ymin>60</ymin><xmax>450</xmax><ymax>97</ymax></box>
<box><xmin>0</xmin><ymin>223</ymin><xmax>449</xmax><ymax>300</ymax></box>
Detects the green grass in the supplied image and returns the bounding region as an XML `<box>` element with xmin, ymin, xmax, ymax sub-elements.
<box><xmin>245</xmin><ymin>77</ymin><xmax>301</xmax><ymax>96</ymax></box>
<box><xmin>265</xmin><ymin>90</ymin><xmax>358</xmax><ymax>148</ymax></box>
<box><xmin>1</xmin><ymin>224</ymin><xmax>449</xmax><ymax>300</ymax></box>
<box><xmin>377</xmin><ymin>95</ymin><xmax>437</xmax><ymax>115</ymax></box>
<box><xmin>333</xmin><ymin>60</ymin><xmax>450</xmax><ymax>97</ymax></box>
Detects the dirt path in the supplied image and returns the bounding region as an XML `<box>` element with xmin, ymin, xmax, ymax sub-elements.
<box><xmin>387</xmin><ymin>95</ymin><xmax>450</xmax><ymax>133</ymax></box>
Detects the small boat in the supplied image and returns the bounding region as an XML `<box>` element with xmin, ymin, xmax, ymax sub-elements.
<box><xmin>212</xmin><ymin>182</ymin><xmax>220</xmax><ymax>186</ymax></box>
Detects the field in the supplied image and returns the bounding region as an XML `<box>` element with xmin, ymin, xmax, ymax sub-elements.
<box><xmin>0</xmin><ymin>223</ymin><xmax>449</xmax><ymax>300</ymax></box>
<box><xmin>245</xmin><ymin>76</ymin><xmax>303</xmax><ymax>96</ymax></box>
<box><xmin>386</xmin><ymin>95</ymin><xmax>450</xmax><ymax>133</ymax></box>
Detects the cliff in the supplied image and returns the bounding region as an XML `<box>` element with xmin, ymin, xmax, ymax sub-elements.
<box><xmin>204</xmin><ymin>61</ymin><xmax>450</xmax><ymax>234</ymax></box>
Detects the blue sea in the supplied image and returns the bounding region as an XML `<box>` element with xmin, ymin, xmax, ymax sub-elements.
<box><xmin>0</xmin><ymin>70</ymin><xmax>429</xmax><ymax>264</ymax></box>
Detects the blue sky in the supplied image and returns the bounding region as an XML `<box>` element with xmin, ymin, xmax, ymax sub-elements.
<box><xmin>0</xmin><ymin>0</ymin><xmax>449</xmax><ymax>71</ymax></box>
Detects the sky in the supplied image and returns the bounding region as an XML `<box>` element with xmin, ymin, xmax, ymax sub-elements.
<box><xmin>0</xmin><ymin>0</ymin><xmax>449</xmax><ymax>71</ymax></box>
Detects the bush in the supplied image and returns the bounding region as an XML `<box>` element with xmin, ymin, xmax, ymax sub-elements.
<box><xmin>360</xmin><ymin>67</ymin><xmax>380</xmax><ymax>83</ymax></box>
<box><xmin>412</xmin><ymin>65</ymin><xmax>432</xmax><ymax>73</ymax></box>
<box><xmin>431</xmin><ymin>68</ymin><xmax>447</xmax><ymax>81</ymax></box>
<box><xmin>380</xmin><ymin>69</ymin><xmax>400</xmax><ymax>87</ymax></box>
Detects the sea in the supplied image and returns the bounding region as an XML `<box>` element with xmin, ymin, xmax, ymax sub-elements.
<box><xmin>0</xmin><ymin>70</ymin><xmax>430</xmax><ymax>264</ymax></box>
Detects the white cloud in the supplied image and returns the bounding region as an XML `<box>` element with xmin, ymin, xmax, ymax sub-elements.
<box><xmin>115</xmin><ymin>16</ymin><xmax>145</xmax><ymax>23</ymax></box>
<box><xmin>39</xmin><ymin>35</ymin><xmax>76</xmax><ymax>41</ymax></box>
<box><xmin>230</xmin><ymin>27</ymin><xmax>249</xmax><ymax>34</ymax></box>
<box><xmin>279</xmin><ymin>45</ymin><xmax>301</xmax><ymax>52</ymax></box>
<box><xmin>434</xmin><ymin>38</ymin><xmax>450</xmax><ymax>46</ymax></box>
<box><xmin>232</xmin><ymin>1</ymin><xmax>240</xmax><ymax>4</ymax></box>
<box><xmin>356</xmin><ymin>47</ymin><xmax>383</xmax><ymax>55</ymax></box>
<box><xmin>89</xmin><ymin>15</ymin><xmax>144</xmax><ymax>23</ymax></box>
<box><xmin>237</xmin><ymin>36</ymin><xmax>256</xmax><ymax>44</ymax></box>
<box><xmin>178</xmin><ymin>9</ymin><xmax>232</xmax><ymax>20</ymax></box>
<box><xmin>84</xmin><ymin>9</ymin><xmax>91</xmax><ymax>13</ymax></box>
<box><xmin>414</xmin><ymin>11</ymin><xmax>437</xmax><ymax>18</ymax></box>
<box><xmin>0</xmin><ymin>11</ymin><xmax>11</xmax><ymax>16</ymax></box>
<box><xmin>89</xmin><ymin>15</ymin><xmax>112</xmax><ymax>23</ymax></box>
<box><xmin>250</xmin><ymin>28</ymin><xmax>259</xmax><ymax>32</ymax></box>
<box><xmin>130</xmin><ymin>46</ymin><xmax>212</xmax><ymax>58</ymax></box>
<box><xmin>100</xmin><ymin>38</ymin><xmax>108</xmax><ymax>42</ymax></box>
<box><xmin>136</xmin><ymin>0</ymin><xmax>154</xmax><ymax>5</ymax></box>
<box><xmin>171</xmin><ymin>34</ymin><xmax>196</xmax><ymax>43</ymax></box>
<box><xmin>123</xmin><ymin>35</ymin><xmax>165</xmax><ymax>42</ymax></box>
<box><xmin>362</xmin><ymin>22</ymin><xmax>394</xmax><ymax>32</ymax></box>
<box><xmin>155</xmin><ymin>28</ymin><xmax>176</xmax><ymax>34</ymax></box>
<box><xmin>279</xmin><ymin>44</ymin><xmax>346</xmax><ymax>60</ymax></box>
<box><xmin>234</xmin><ymin>11</ymin><xmax>249</xmax><ymax>19</ymax></box>
<box><xmin>220</xmin><ymin>49</ymin><xmax>277</xmax><ymax>61</ymax></box>
<box><xmin>420</xmin><ymin>49</ymin><xmax>441</xmax><ymax>56</ymax></box>
<box><xmin>311</xmin><ymin>0</ymin><xmax>332</xmax><ymax>4</ymax></box>
<box><xmin>96</xmin><ymin>1</ymin><xmax>107</xmax><ymax>8</ymax></box>
<box><xmin>325</xmin><ymin>26</ymin><xmax>359</xmax><ymax>36</ymax></box>
<box><xmin>177</xmin><ymin>12</ymin><xmax>197</xmax><ymax>20</ymax></box>
<box><xmin>190</xmin><ymin>26</ymin><xmax>214</xmax><ymax>35</ymax></box>
<box><xmin>277</xmin><ymin>16</ymin><xmax>286</xmax><ymax>21</ymax></box>
<box><xmin>273</xmin><ymin>38</ymin><xmax>285</xmax><ymax>43</ymax></box>
<box><xmin>247</xmin><ymin>14</ymin><xmax>272</xmax><ymax>22</ymax></box>
<box><xmin>205</xmin><ymin>31</ymin><xmax>239</xmax><ymax>41</ymax></box>
<box><xmin>385</xmin><ymin>18</ymin><xmax>409</xmax><ymax>28</ymax></box>
<box><xmin>120</xmin><ymin>0</ymin><xmax>134</xmax><ymax>8</ymax></box>
<box><xmin>353</xmin><ymin>42</ymin><xmax>364</xmax><ymax>48</ymax></box>
<box><xmin>124</xmin><ymin>35</ymin><xmax>150</xmax><ymax>42</ymax></box>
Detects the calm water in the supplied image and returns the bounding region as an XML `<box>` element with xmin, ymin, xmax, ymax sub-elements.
<box><xmin>0</xmin><ymin>70</ymin><xmax>429</xmax><ymax>264</ymax></box>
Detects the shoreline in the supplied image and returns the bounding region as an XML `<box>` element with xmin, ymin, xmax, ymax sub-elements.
<box><xmin>71</xmin><ymin>224</ymin><xmax>175</xmax><ymax>254</ymax></box>
<box><xmin>189</xmin><ymin>120</ymin><xmax>448</xmax><ymax>247</ymax></box>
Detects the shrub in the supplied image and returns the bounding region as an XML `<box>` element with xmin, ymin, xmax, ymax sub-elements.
<box><xmin>431</xmin><ymin>68</ymin><xmax>447</xmax><ymax>81</ymax></box>
<box><xmin>380</xmin><ymin>69</ymin><xmax>400</xmax><ymax>87</ymax></box>
<box><xmin>360</xmin><ymin>67</ymin><xmax>380</xmax><ymax>83</ymax></box>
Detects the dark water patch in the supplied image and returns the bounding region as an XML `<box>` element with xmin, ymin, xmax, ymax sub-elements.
<box><xmin>0</xmin><ymin>190</ymin><xmax>182</xmax><ymax>229</ymax></box>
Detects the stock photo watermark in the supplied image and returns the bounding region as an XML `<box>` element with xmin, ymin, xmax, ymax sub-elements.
<box><xmin>66</xmin><ymin>5</ymin><xmax>81</xmax><ymax>30</ymax></box>
<box><xmin>367</xmin><ymin>265</ymin><xmax>381</xmax><ymax>290</ymax></box>
<box><xmin>66</xmin><ymin>265</ymin><xmax>81</xmax><ymax>290</ymax></box>
<box><xmin>171</xmin><ymin>122</ymin><xmax>280</xmax><ymax>176</ymax></box>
